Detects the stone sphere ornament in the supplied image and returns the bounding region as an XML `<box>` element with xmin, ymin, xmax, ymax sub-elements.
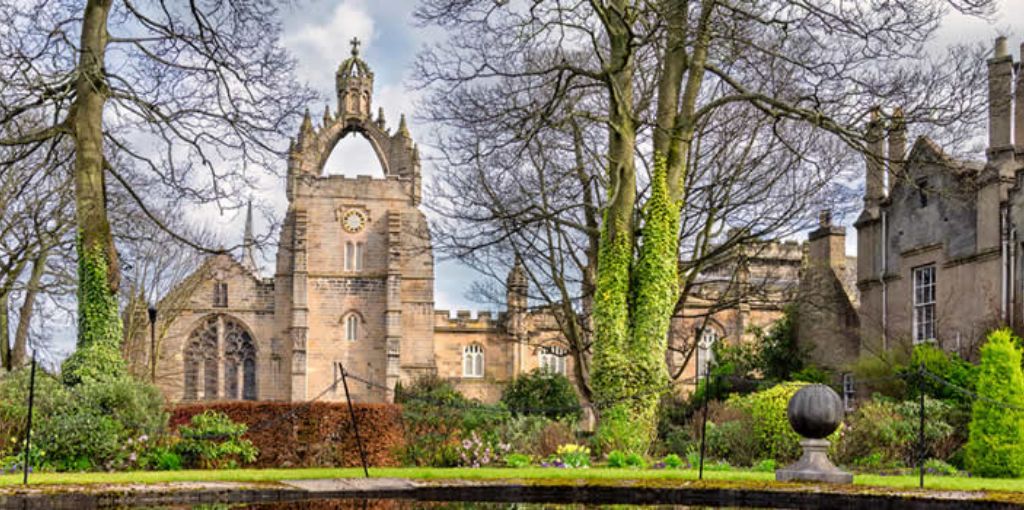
<box><xmin>787</xmin><ymin>384</ymin><xmax>844</xmax><ymax>439</ymax></box>
<box><xmin>775</xmin><ymin>383</ymin><xmax>853</xmax><ymax>484</ymax></box>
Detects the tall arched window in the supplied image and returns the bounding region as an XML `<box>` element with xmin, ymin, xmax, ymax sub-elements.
<box><xmin>183</xmin><ymin>315</ymin><xmax>258</xmax><ymax>401</ymax></box>
<box><xmin>696</xmin><ymin>326</ymin><xmax>719</xmax><ymax>380</ymax></box>
<box><xmin>463</xmin><ymin>344</ymin><xmax>484</xmax><ymax>378</ymax></box>
<box><xmin>345</xmin><ymin>314</ymin><xmax>359</xmax><ymax>341</ymax></box>
<box><xmin>538</xmin><ymin>345</ymin><xmax>567</xmax><ymax>375</ymax></box>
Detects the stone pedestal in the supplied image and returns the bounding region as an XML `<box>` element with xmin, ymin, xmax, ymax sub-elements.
<box><xmin>775</xmin><ymin>439</ymin><xmax>852</xmax><ymax>484</ymax></box>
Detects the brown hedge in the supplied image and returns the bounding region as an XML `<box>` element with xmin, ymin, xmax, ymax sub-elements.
<box><xmin>169</xmin><ymin>402</ymin><xmax>404</xmax><ymax>468</ymax></box>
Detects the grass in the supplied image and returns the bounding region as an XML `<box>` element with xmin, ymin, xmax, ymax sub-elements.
<box><xmin>3</xmin><ymin>466</ymin><xmax>1024</xmax><ymax>494</ymax></box>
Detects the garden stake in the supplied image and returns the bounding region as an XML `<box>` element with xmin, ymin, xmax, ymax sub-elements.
<box><xmin>340</xmin><ymin>362</ymin><xmax>370</xmax><ymax>478</ymax></box>
<box><xmin>698</xmin><ymin>372</ymin><xmax>712</xmax><ymax>480</ymax></box>
<box><xmin>23</xmin><ymin>350</ymin><xmax>37</xmax><ymax>485</ymax></box>
<box><xmin>918</xmin><ymin>363</ymin><xmax>925</xmax><ymax>489</ymax></box>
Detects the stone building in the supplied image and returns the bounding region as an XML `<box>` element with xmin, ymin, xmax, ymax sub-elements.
<box><xmin>850</xmin><ymin>37</ymin><xmax>1024</xmax><ymax>360</ymax></box>
<box><xmin>147</xmin><ymin>43</ymin><xmax>810</xmax><ymax>403</ymax></box>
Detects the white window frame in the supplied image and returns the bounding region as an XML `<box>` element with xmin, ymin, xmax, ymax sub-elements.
<box><xmin>539</xmin><ymin>345</ymin><xmax>567</xmax><ymax>375</ymax></box>
<box><xmin>913</xmin><ymin>264</ymin><xmax>937</xmax><ymax>344</ymax></box>
<box><xmin>463</xmin><ymin>344</ymin><xmax>484</xmax><ymax>378</ymax></box>
<box><xmin>345</xmin><ymin>314</ymin><xmax>359</xmax><ymax>341</ymax></box>
<box><xmin>344</xmin><ymin>241</ymin><xmax>365</xmax><ymax>272</ymax></box>
<box><xmin>696</xmin><ymin>327</ymin><xmax>718</xmax><ymax>379</ymax></box>
<box><xmin>355</xmin><ymin>242</ymin><xmax>364</xmax><ymax>271</ymax></box>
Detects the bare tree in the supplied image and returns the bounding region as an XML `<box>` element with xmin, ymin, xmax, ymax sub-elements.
<box><xmin>415</xmin><ymin>0</ymin><xmax>994</xmax><ymax>451</ymax></box>
<box><xmin>0</xmin><ymin>0</ymin><xmax>313</xmax><ymax>380</ymax></box>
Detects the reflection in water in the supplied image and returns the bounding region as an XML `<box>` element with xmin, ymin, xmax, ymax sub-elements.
<box><xmin>140</xmin><ymin>499</ymin><xmax>786</xmax><ymax>510</ymax></box>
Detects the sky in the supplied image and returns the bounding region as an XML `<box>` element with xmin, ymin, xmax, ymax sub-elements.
<box><xmin>44</xmin><ymin>0</ymin><xmax>1023</xmax><ymax>361</ymax></box>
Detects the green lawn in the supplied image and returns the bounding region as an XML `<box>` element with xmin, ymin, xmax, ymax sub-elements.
<box><xmin>3</xmin><ymin>466</ymin><xmax>1024</xmax><ymax>495</ymax></box>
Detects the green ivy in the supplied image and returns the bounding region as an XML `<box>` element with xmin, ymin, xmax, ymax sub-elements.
<box><xmin>64</xmin><ymin>240</ymin><xmax>125</xmax><ymax>385</ymax></box>
<box><xmin>592</xmin><ymin>154</ymin><xmax>679</xmax><ymax>455</ymax></box>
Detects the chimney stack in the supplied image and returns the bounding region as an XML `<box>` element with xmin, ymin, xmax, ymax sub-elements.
<box><xmin>865</xmin><ymin>108</ymin><xmax>885</xmax><ymax>208</ymax></box>
<box><xmin>808</xmin><ymin>208</ymin><xmax>846</xmax><ymax>271</ymax></box>
<box><xmin>887</xmin><ymin>107</ymin><xmax>906</xmax><ymax>190</ymax></box>
<box><xmin>1016</xmin><ymin>42</ymin><xmax>1024</xmax><ymax>153</ymax></box>
<box><xmin>988</xmin><ymin>36</ymin><xmax>1013</xmax><ymax>153</ymax></box>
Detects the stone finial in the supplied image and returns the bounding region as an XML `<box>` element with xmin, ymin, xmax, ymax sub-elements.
<box><xmin>350</xmin><ymin>37</ymin><xmax>361</xmax><ymax>57</ymax></box>
<box><xmin>377</xmin><ymin>107</ymin><xmax>386</xmax><ymax>129</ymax></box>
<box><xmin>397</xmin><ymin>114</ymin><xmax>410</xmax><ymax>138</ymax></box>
<box><xmin>323</xmin><ymin>104</ymin><xmax>332</xmax><ymax>124</ymax></box>
<box><xmin>995</xmin><ymin>35</ymin><xmax>1008</xmax><ymax>58</ymax></box>
<box><xmin>298</xmin><ymin>108</ymin><xmax>313</xmax><ymax>143</ymax></box>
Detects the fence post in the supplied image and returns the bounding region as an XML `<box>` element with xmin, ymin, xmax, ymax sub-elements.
<box><xmin>339</xmin><ymin>363</ymin><xmax>370</xmax><ymax>478</ymax></box>
<box><xmin>918</xmin><ymin>363</ymin><xmax>925</xmax><ymax>489</ymax></box>
<box><xmin>22</xmin><ymin>351</ymin><xmax>37</xmax><ymax>485</ymax></box>
<box><xmin>698</xmin><ymin>372</ymin><xmax>712</xmax><ymax>480</ymax></box>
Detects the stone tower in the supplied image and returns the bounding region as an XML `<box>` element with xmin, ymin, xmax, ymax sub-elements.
<box><xmin>276</xmin><ymin>39</ymin><xmax>435</xmax><ymax>402</ymax></box>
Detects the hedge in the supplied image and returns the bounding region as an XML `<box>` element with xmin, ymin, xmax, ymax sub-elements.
<box><xmin>170</xmin><ymin>402</ymin><xmax>403</xmax><ymax>468</ymax></box>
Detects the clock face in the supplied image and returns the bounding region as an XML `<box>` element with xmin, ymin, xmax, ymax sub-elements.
<box><xmin>342</xmin><ymin>210</ymin><xmax>366</xmax><ymax>233</ymax></box>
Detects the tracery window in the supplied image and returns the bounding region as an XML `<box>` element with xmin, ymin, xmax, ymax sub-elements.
<box><xmin>463</xmin><ymin>344</ymin><xmax>484</xmax><ymax>378</ymax></box>
<box><xmin>538</xmin><ymin>345</ymin><xmax>567</xmax><ymax>375</ymax></box>
<box><xmin>183</xmin><ymin>315</ymin><xmax>257</xmax><ymax>401</ymax></box>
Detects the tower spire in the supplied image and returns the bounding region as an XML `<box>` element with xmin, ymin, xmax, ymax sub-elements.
<box><xmin>241</xmin><ymin>201</ymin><xmax>258</xmax><ymax>274</ymax></box>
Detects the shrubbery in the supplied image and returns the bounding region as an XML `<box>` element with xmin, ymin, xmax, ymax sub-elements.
<box><xmin>0</xmin><ymin>369</ymin><xmax>166</xmax><ymax>472</ymax></box>
<box><xmin>965</xmin><ymin>329</ymin><xmax>1024</xmax><ymax>478</ymax></box>
<box><xmin>500</xmin><ymin>370</ymin><xmax>581</xmax><ymax>422</ymax></box>
<box><xmin>174</xmin><ymin>410</ymin><xmax>258</xmax><ymax>469</ymax></box>
<box><xmin>836</xmin><ymin>394</ymin><xmax>959</xmax><ymax>470</ymax></box>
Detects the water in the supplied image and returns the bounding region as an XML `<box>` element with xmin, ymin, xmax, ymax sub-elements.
<box><xmin>139</xmin><ymin>501</ymin><xmax>785</xmax><ymax>510</ymax></box>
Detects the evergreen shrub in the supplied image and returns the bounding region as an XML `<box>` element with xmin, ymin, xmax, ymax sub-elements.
<box><xmin>965</xmin><ymin>329</ymin><xmax>1024</xmax><ymax>478</ymax></box>
<box><xmin>500</xmin><ymin>370</ymin><xmax>581</xmax><ymax>422</ymax></box>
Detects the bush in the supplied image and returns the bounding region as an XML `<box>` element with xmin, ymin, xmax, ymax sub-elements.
<box><xmin>836</xmin><ymin>394</ymin><xmax>959</xmax><ymax>469</ymax></box>
<box><xmin>924</xmin><ymin>458</ymin><xmax>958</xmax><ymax>476</ymax></box>
<box><xmin>395</xmin><ymin>374</ymin><xmax>508</xmax><ymax>467</ymax></box>
<box><xmin>174</xmin><ymin>410</ymin><xmax>257</xmax><ymax>469</ymax></box>
<box><xmin>737</xmin><ymin>382</ymin><xmax>809</xmax><ymax>463</ymax></box>
<box><xmin>965</xmin><ymin>329</ymin><xmax>1024</xmax><ymax>478</ymax></box>
<box><xmin>552</xmin><ymin>444</ymin><xmax>590</xmax><ymax>468</ymax></box>
<box><xmin>456</xmin><ymin>430</ymin><xmax>510</xmax><ymax>467</ymax></box>
<box><xmin>662</xmin><ymin>453</ymin><xmax>684</xmax><ymax>469</ymax></box>
<box><xmin>606</xmin><ymin>450</ymin><xmax>628</xmax><ymax>468</ymax></box>
<box><xmin>504</xmin><ymin>453</ymin><xmax>531</xmax><ymax>468</ymax></box>
<box><xmin>0</xmin><ymin>371</ymin><xmax>166</xmax><ymax>472</ymax></box>
<box><xmin>501</xmin><ymin>370</ymin><xmax>581</xmax><ymax>422</ymax></box>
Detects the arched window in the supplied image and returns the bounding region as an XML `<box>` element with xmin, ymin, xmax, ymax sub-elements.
<box><xmin>696</xmin><ymin>326</ymin><xmax>719</xmax><ymax>380</ymax></box>
<box><xmin>345</xmin><ymin>314</ymin><xmax>360</xmax><ymax>341</ymax></box>
<box><xmin>538</xmin><ymin>345</ymin><xmax>567</xmax><ymax>375</ymax></box>
<box><xmin>223</xmin><ymin>319</ymin><xmax>257</xmax><ymax>401</ymax></box>
<box><xmin>463</xmin><ymin>344</ymin><xmax>484</xmax><ymax>378</ymax></box>
<box><xmin>184</xmin><ymin>316</ymin><xmax>219</xmax><ymax>400</ymax></box>
<box><xmin>183</xmin><ymin>315</ymin><xmax>258</xmax><ymax>401</ymax></box>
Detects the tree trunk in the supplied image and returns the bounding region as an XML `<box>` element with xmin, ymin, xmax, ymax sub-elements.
<box><xmin>73</xmin><ymin>0</ymin><xmax>120</xmax><ymax>350</ymax></box>
<box><xmin>0</xmin><ymin>292</ymin><xmax>9</xmax><ymax>371</ymax></box>
<box><xmin>63</xmin><ymin>0</ymin><xmax>125</xmax><ymax>384</ymax></box>
<box><xmin>11</xmin><ymin>249</ymin><xmax>48</xmax><ymax>368</ymax></box>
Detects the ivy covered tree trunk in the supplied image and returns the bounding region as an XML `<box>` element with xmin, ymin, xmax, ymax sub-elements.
<box><xmin>591</xmin><ymin>0</ymin><xmax>713</xmax><ymax>454</ymax></box>
<box><xmin>62</xmin><ymin>0</ymin><xmax>125</xmax><ymax>385</ymax></box>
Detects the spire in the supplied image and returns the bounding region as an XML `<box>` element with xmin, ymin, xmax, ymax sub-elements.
<box><xmin>241</xmin><ymin>201</ymin><xmax>258</xmax><ymax>274</ymax></box>
<box><xmin>376</xmin><ymin>107</ymin><xmax>386</xmax><ymax>129</ymax></box>
<box><xmin>298</xmin><ymin>108</ymin><xmax>313</xmax><ymax>144</ymax></box>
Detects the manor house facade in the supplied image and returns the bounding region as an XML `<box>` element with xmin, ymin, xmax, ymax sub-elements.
<box><xmin>147</xmin><ymin>43</ymin><xmax>806</xmax><ymax>404</ymax></box>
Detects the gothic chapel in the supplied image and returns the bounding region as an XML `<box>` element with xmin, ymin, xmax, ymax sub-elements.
<box><xmin>151</xmin><ymin>42</ymin><xmax>584</xmax><ymax>403</ymax></box>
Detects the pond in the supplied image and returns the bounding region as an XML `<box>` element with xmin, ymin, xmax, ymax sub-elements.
<box><xmin>141</xmin><ymin>500</ymin><xmax>786</xmax><ymax>510</ymax></box>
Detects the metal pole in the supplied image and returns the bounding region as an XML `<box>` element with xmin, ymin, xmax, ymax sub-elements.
<box><xmin>339</xmin><ymin>363</ymin><xmax>370</xmax><ymax>478</ymax></box>
<box><xmin>699</xmin><ymin>372</ymin><xmax>711</xmax><ymax>480</ymax></box>
<box><xmin>918</xmin><ymin>363</ymin><xmax>925</xmax><ymax>489</ymax></box>
<box><xmin>23</xmin><ymin>351</ymin><xmax>37</xmax><ymax>485</ymax></box>
<box><xmin>148</xmin><ymin>306</ymin><xmax>158</xmax><ymax>383</ymax></box>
